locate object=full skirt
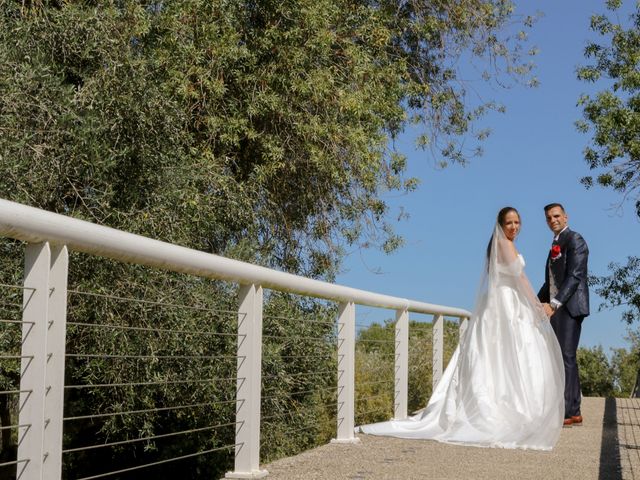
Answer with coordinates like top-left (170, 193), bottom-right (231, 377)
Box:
top-left (358, 284), bottom-right (565, 450)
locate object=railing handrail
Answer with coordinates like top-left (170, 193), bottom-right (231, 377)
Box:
top-left (0, 198), bottom-right (471, 318)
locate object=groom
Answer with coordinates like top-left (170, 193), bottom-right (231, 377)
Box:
top-left (538, 203), bottom-right (590, 427)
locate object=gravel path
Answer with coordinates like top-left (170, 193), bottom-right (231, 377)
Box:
top-left (262, 397), bottom-right (632, 479)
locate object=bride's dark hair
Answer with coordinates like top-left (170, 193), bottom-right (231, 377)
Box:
top-left (497, 206), bottom-right (520, 226)
top-left (486, 207), bottom-right (520, 260)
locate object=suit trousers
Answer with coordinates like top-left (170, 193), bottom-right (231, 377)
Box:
top-left (550, 307), bottom-right (584, 417)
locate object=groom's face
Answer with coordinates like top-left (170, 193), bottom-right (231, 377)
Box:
top-left (545, 206), bottom-right (568, 234)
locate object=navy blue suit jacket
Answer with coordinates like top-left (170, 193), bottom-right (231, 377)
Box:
top-left (537, 228), bottom-right (590, 318)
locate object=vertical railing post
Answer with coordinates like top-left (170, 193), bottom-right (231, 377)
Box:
top-left (43, 245), bottom-right (68, 479)
top-left (394, 308), bottom-right (408, 420)
top-left (432, 314), bottom-right (444, 390)
top-left (18, 242), bottom-right (51, 480)
top-left (332, 301), bottom-right (359, 443)
top-left (226, 284), bottom-right (268, 479)
top-left (459, 316), bottom-right (469, 344)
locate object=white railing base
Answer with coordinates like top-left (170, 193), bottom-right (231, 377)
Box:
top-left (330, 437), bottom-right (361, 445)
top-left (224, 469), bottom-right (269, 479)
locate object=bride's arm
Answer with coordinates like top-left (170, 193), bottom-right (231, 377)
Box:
top-left (496, 238), bottom-right (521, 276)
top-left (502, 239), bottom-right (547, 318)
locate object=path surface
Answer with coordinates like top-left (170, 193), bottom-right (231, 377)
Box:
top-left (262, 397), bottom-right (636, 479)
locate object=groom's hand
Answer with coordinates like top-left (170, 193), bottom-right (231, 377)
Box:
top-left (542, 303), bottom-right (554, 318)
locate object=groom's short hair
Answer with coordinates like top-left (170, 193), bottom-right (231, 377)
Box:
top-left (544, 203), bottom-right (565, 213)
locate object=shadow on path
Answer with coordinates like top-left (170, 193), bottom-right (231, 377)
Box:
top-left (599, 397), bottom-right (622, 480)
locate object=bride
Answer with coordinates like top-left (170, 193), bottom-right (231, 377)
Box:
top-left (358, 207), bottom-right (565, 450)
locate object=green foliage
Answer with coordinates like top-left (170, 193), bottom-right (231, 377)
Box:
top-left (354, 320), bottom-right (396, 423)
top-left (576, 0), bottom-right (640, 219)
top-left (354, 318), bottom-right (460, 424)
top-left (259, 294), bottom-right (338, 462)
top-left (577, 1), bottom-right (640, 328)
top-left (0, 0), bottom-right (535, 274)
top-left (0, 0), bottom-right (536, 476)
top-left (578, 345), bottom-right (615, 397)
top-left (611, 347), bottom-right (638, 396)
top-left (60, 270), bottom-right (240, 479)
top-left (590, 256), bottom-right (640, 324)
top-left (0, 282), bottom-right (22, 464)
top-left (610, 328), bottom-right (640, 396)
top-left (578, 340), bottom-right (640, 397)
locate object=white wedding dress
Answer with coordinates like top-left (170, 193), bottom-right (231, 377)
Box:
top-left (358, 224), bottom-right (565, 450)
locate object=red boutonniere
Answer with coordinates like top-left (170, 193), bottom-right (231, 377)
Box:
top-left (551, 244), bottom-right (561, 260)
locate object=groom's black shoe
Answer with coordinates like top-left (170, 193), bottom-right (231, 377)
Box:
top-left (563, 417), bottom-right (573, 427)
top-left (570, 415), bottom-right (583, 426)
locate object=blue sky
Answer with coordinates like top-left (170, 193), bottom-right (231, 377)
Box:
top-left (337, 0), bottom-right (640, 354)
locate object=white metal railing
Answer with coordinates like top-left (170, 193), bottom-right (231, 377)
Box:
top-left (58, 287), bottom-right (241, 479)
top-left (0, 283), bottom-right (31, 476)
top-left (0, 198), bottom-right (471, 479)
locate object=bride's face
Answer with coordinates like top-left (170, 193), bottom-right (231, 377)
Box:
top-left (501, 211), bottom-right (521, 241)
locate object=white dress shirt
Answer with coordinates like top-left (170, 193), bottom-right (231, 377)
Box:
top-left (550, 226), bottom-right (569, 309)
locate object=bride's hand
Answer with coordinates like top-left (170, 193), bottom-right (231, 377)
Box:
top-left (542, 303), bottom-right (554, 318)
